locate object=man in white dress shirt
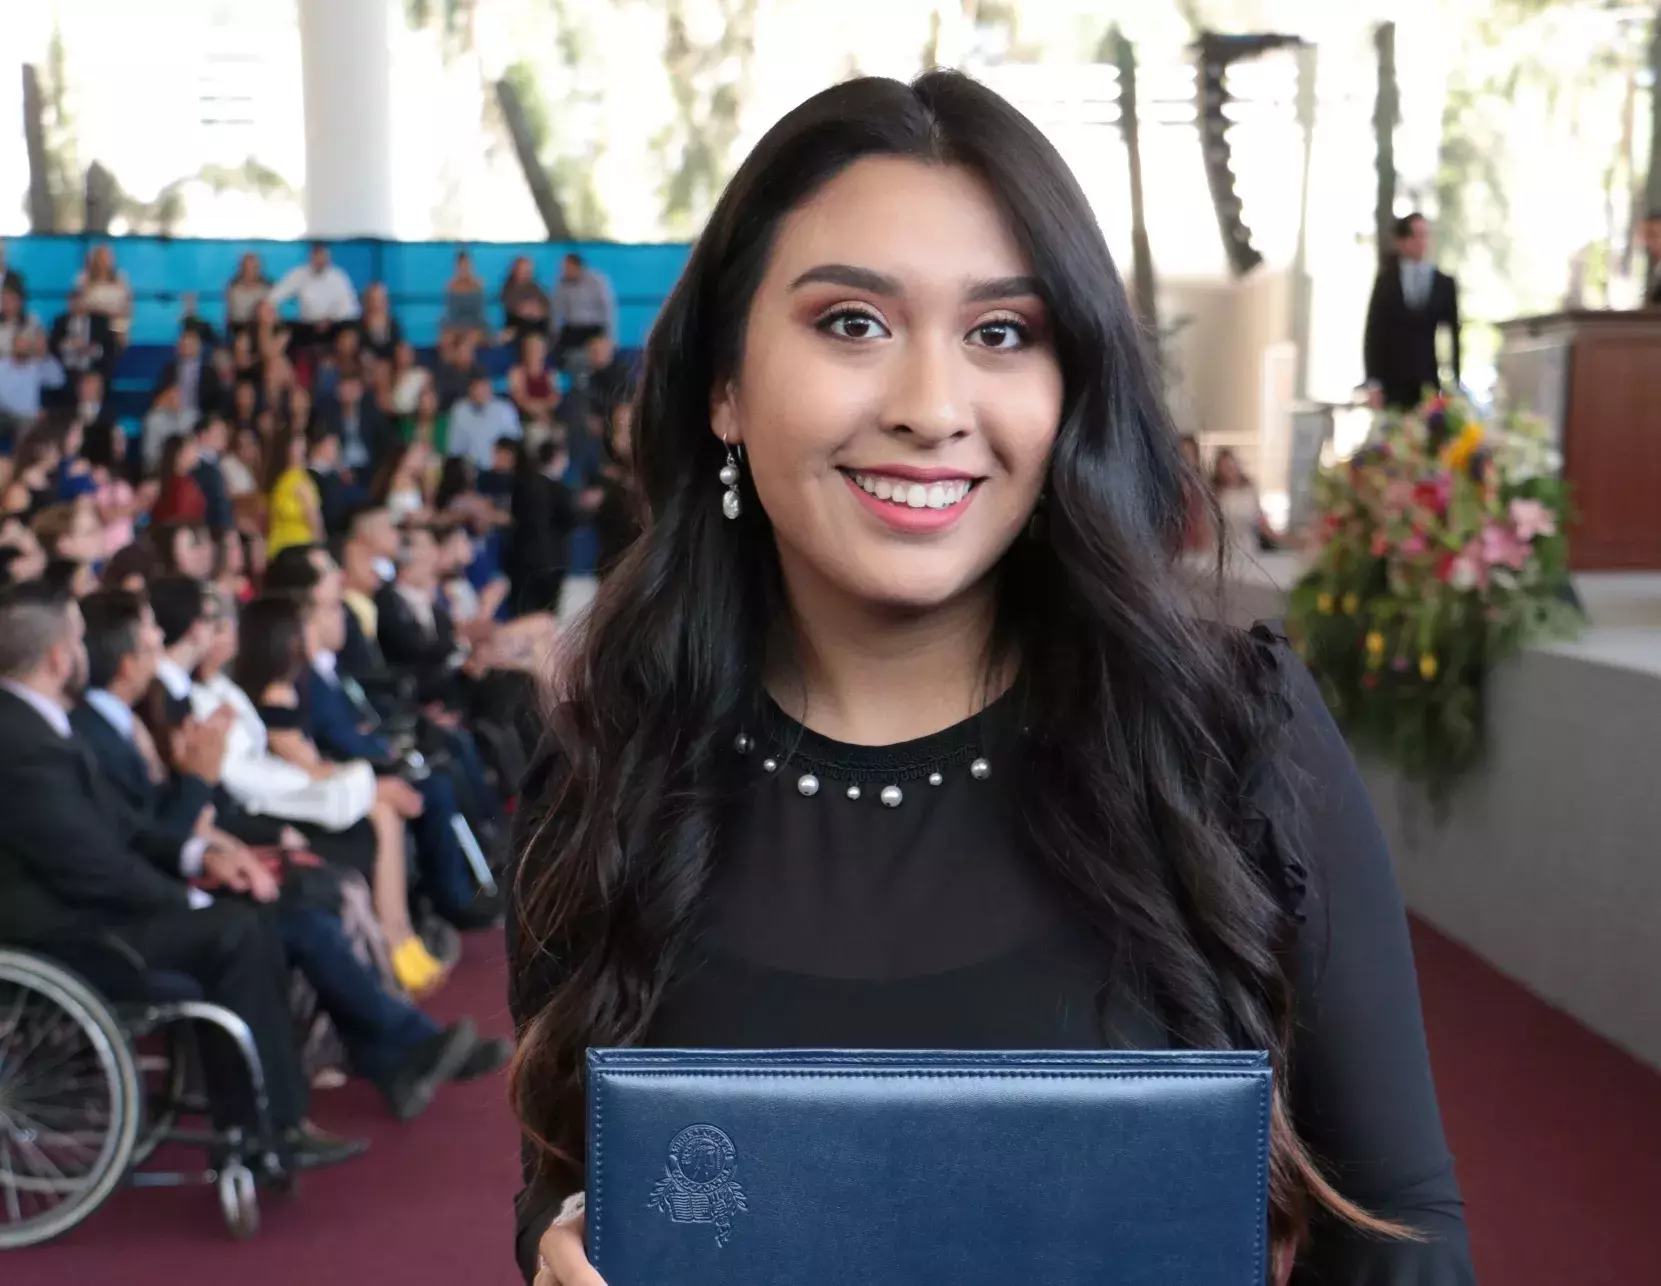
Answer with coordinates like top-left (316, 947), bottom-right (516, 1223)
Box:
top-left (268, 242), bottom-right (361, 360)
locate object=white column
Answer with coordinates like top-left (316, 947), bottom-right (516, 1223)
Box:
top-left (297, 0), bottom-right (396, 238)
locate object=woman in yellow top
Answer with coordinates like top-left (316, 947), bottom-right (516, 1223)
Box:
top-left (265, 423), bottom-right (323, 557)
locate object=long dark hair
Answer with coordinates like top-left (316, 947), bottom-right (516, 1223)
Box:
top-left (368, 443), bottom-right (422, 508)
top-left (510, 70), bottom-right (1402, 1258)
top-left (232, 593), bottom-right (307, 700)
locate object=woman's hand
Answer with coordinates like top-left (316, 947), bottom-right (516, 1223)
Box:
top-left (535, 1212), bottom-right (605, 1285)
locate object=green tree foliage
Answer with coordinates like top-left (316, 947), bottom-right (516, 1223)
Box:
top-left (1435, 0), bottom-right (1647, 325)
top-left (652, 0), bottom-right (760, 236)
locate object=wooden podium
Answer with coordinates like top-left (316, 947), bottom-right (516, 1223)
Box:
top-left (1497, 311), bottom-right (1661, 570)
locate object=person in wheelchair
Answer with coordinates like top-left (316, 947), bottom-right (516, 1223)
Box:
top-left (297, 557), bottom-right (503, 932)
top-left (72, 588), bottom-right (506, 1119)
top-left (0, 582), bottom-right (360, 1178)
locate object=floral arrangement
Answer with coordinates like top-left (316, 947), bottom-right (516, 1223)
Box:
top-left (1287, 395), bottom-right (1579, 800)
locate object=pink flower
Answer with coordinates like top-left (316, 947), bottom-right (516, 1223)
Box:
top-left (1479, 521), bottom-right (1530, 571)
top-left (1508, 498), bottom-right (1557, 542)
top-left (1400, 531), bottom-right (1428, 557)
top-left (1371, 531), bottom-right (1390, 557)
top-left (1447, 541), bottom-right (1487, 591)
top-left (1384, 480), bottom-right (1415, 513)
top-left (1412, 478), bottom-right (1452, 514)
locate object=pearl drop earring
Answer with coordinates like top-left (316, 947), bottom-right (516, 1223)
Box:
top-left (720, 441), bottom-right (741, 520)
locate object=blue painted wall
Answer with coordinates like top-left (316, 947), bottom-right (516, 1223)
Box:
top-left (4, 236), bottom-right (691, 349)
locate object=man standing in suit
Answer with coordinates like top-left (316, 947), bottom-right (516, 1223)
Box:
top-left (0, 582), bottom-right (360, 1170)
top-left (1363, 213), bottom-right (1461, 412)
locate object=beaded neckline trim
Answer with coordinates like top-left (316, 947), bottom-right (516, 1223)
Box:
top-left (733, 692), bottom-right (1008, 807)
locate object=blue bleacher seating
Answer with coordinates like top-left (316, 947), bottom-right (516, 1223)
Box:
top-left (5, 234), bottom-right (687, 410)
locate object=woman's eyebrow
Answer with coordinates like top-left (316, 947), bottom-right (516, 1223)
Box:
top-left (788, 263), bottom-right (902, 295)
top-left (963, 274), bottom-right (1042, 303)
top-left (788, 263), bottom-right (1042, 305)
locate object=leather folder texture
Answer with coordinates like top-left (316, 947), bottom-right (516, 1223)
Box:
top-left (586, 1047), bottom-right (1271, 1285)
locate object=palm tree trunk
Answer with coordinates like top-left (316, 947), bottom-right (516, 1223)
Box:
top-left (1374, 21), bottom-right (1399, 262)
top-left (1108, 28), bottom-right (1158, 335)
top-left (1647, 7), bottom-right (1661, 218)
top-left (496, 77), bottom-right (572, 241)
top-left (22, 65), bottom-right (54, 232)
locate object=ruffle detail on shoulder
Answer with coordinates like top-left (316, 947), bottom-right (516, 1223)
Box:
top-left (1238, 620), bottom-right (1311, 925)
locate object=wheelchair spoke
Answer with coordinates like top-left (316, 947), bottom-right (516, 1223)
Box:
top-left (0, 1133), bottom-right (26, 1224)
top-left (0, 955), bottom-right (143, 1248)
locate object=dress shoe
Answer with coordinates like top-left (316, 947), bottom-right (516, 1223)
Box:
top-left (441, 889), bottom-right (505, 932)
top-left (383, 1020), bottom-right (479, 1122)
top-left (284, 1122), bottom-right (371, 1170)
top-left (451, 1035), bottom-right (512, 1082)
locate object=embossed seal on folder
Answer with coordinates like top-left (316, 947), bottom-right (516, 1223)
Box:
top-left (647, 1124), bottom-right (748, 1246)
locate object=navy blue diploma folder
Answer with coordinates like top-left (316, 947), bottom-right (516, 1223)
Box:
top-left (585, 1048), bottom-right (1271, 1285)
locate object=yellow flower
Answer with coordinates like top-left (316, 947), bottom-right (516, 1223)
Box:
top-left (1341, 592), bottom-right (1359, 615)
top-left (1317, 592), bottom-right (1335, 615)
top-left (1365, 631), bottom-right (1386, 668)
top-left (1441, 423), bottom-right (1484, 473)
top-left (1419, 653), bottom-right (1438, 681)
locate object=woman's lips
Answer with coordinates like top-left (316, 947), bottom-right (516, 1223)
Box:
top-left (840, 469), bottom-right (981, 533)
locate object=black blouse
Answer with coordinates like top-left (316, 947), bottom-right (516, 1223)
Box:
top-left (509, 633), bottom-right (1475, 1283)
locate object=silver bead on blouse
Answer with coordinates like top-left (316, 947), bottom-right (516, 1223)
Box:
top-left (928, 771), bottom-right (944, 787)
top-left (796, 773), bottom-right (820, 797)
top-left (879, 785), bottom-right (903, 808)
top-left (845, 784), bottom-right (861, 800)
top-left (734, 733), bottom-right (753, 753)
top-left (762, 758), bottom-right (778, 773)
top-left (969, 758), bottom-right (991, 780)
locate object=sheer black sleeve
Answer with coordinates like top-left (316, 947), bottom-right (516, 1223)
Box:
top-left (1261, 644), bottom-right (1477, 1283)
top-left (507, 750), bottom-right (581, 1283)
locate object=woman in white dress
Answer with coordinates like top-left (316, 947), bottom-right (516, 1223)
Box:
top-left (1211, 448), bottom-right (1276, 561)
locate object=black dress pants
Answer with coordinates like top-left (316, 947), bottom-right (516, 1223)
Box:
top-left (112, 902), bottom-right (308, 1137)
top-left (294, 816), bottom-right (378, 887)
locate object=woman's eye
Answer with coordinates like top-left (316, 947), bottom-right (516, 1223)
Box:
top-left (818, 309), bottom-right (890, 342)
top-left (969, 319), bottom-right (1030, 351)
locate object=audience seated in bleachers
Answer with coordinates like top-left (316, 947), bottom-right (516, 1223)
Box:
top-left (0, 237), bottom-right (632, 1219)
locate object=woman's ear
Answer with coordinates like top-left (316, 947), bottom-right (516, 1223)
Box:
top-left (709, 382), bottom-right (741, 447)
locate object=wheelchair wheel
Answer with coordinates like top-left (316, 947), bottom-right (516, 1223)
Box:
top-left (216, 1162), bottom-right (259, 1240)
top-left (0, 949), bottom-right (141, 1249)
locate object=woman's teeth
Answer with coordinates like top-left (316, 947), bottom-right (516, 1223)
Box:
top-left (848, 472), bottom-right (974, 510)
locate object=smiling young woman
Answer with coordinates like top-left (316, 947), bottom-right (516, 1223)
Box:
top-left (510, 72), bottom-right (1475, 1286)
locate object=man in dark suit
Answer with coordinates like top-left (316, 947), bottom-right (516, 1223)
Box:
top-left (375, 526), bottom-right (462, 706)
top-left (307, 425), bottom-right (353, 539)
top-left (156, 327), bottom-right (225, 424)
top-left (72, 370), bottom-right (120, 441)
top-left (191, 414), bottom-right (235, 534)
top-left (1363, 213), bottom-right (1461, 412)
top-left (48, 287), bottom-right (117, 397)
top-left (0, 583), bottom-right (358, 1169)
top-left (299, 563), bottom-right (499, 930)
top-left (74, 589), bottom-right (501, 1120)
top-left (322, 374), bottom-right (389, 482)
top-left (375, 526), bottom-right (509, 839)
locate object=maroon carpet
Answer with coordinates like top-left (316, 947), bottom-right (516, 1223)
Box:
top-left (7, 921), bottom-right (1661, 1283)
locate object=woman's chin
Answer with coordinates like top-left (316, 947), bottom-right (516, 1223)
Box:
top-left (832, 560), bottom-right (995, 617)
